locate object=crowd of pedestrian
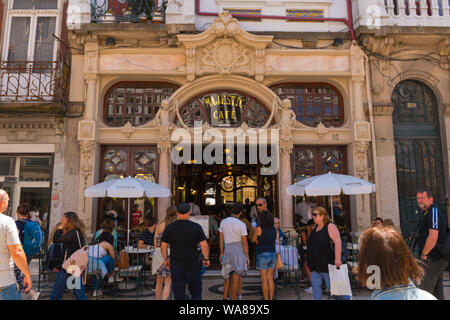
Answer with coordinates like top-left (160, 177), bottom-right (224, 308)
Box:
top-left (0, 186), bottom-right (448, 301)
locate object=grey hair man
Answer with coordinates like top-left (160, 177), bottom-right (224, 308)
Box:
top-left (0, 189), bottom-right (32, 300)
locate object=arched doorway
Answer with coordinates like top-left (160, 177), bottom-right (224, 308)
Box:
top-left (392, 80), bottom-right (447, 234)
top-left (173, 89), bottom-right (277, 215)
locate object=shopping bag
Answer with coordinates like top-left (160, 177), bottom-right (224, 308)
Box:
top-left (328, 264), bottom-right (352, 297)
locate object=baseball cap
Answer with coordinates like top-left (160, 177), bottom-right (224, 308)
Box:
top-left (176, 203), bottom-right (191, 214)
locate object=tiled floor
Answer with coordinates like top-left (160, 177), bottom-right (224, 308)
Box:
top-left (26, 261), bottom-right (450, 300)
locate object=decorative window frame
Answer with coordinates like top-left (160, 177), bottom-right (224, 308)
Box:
top-left (2, 0), bottom-right (62, 62)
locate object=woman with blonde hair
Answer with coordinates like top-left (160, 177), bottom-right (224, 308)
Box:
top-left (354, 227), bottom-right (435, 300)
top-left (153, 205), bottom-right (177, 300)
top-left (306, 206), bottom-right (344, 300)
top-left (50, 211), bottom-right (87, 300)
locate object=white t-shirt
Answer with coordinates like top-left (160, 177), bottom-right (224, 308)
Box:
top-left (218, 217), bottom-right (248, 244)
top-left (0, 213), bottom-right (21, 287)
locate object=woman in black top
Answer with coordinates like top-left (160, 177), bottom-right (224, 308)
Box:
top-left (251, 211), bottom-right (278, 300)
top-left (50, 211), bottom-right (87, 300)
top-left (306, 206), bottom-right (342, 300)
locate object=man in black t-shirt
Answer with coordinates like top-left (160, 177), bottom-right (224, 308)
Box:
top-left (161, 203), bottom-right (210, 300)
top-left (415, 188), bottom-right (449, 300)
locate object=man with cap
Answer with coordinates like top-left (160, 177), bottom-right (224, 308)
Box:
top-left (161, 203), bottom-right (210, 300)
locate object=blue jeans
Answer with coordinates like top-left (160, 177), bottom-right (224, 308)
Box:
top-left (0, 284), bottom-right (21, 300)
top-left (91, 255), bottom-right (114, 290)
top-left (311, 271), bottom-right (330, 300)
top-left (50, 270), bottom-right (87, 300)
top-left (171, 264), bottom-right (202, 300)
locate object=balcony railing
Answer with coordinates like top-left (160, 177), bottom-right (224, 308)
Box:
top-left (0, 60), bottom-right (70, 104)
top-left (90, 0), bottom-right (164, 23)
top-left (357, 0), bottom-right (450, 28)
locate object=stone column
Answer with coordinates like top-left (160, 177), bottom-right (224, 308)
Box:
top-left (349, 45), bottom-right (374, 232)
top-left (157, 141), bottom-right (172, 223)
top-left (444, 104), bottom-right (450, 227)
top-left (279, 141), bottom-right (295, 233)
top-left (76, 41), bottom-right (99, 235)
top-left (373, 104), bottom-right (401, 229)
top-left (348, 141), bottom-right (372, 231)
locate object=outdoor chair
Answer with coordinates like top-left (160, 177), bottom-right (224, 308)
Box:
top-left (274, 231), bottom-right (301, 300)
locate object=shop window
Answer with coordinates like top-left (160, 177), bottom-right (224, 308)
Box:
top-left (271, 83), bottom-right (344, 128)
top-left (103, 82), bottom-right (179, 127)
top-left (0, 157), bottom-right (15, 175)
top-left (19, 157), bottom-right (52, 181)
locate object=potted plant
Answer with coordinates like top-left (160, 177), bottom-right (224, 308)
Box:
top-left (101, 8), bottom-right (116, 23)
top-left (139, 12), bottom-right (148, 24)
top-left (120, 7), bottom-right (133, 23)
top-left (152, 11), bottom-right (163, 23)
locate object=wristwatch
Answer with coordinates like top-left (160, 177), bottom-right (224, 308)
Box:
top-left (203, 258), bottom-right (210, 261)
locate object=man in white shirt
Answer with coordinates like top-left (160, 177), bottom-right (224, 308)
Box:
top-left (219, 202), bottom-right (249, 300)
top-left (0, 189), bottom-right (32, 300)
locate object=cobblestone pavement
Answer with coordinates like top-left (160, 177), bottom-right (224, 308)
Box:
top-left (25, 262), bottom-right (450, 300)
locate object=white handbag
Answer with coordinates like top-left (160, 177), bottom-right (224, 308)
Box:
top-left (328, 264), bottom-right (353, 297)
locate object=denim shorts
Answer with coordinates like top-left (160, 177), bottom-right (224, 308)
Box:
top-left (256, 252), bottom-right (276, 270)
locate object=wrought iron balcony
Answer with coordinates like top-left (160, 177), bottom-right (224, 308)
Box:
top-left (0, 60), bottom-right (70, 106)
top-left (91, 0), bottom-right (165, 23)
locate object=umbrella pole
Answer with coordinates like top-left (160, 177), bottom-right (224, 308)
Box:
top-left (330, 195), bottom-right (334, 222)
top-left (127, 198), bottom-right (130, 247)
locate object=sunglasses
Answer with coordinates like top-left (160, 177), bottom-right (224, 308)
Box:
top-left (312, 213), bottom-right (320, 217)
top-left (257, 204), bottom-right (264, 207)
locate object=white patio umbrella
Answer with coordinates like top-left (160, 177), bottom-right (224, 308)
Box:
top-left (85, 176), bottom-right (171, 246)
top-left (287, 172), bottom-right (376, 222)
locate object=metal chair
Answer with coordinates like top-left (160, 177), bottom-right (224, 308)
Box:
top-left (275, 231), bottom-right (301, 300)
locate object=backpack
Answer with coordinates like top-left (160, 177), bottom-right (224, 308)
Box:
top-left (61, 230), bottom-right (89, 284)
top-left (22, 220), bottom-right (43, 256)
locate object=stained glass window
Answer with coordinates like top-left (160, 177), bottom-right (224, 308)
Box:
top-left (271, 83), bottom-right (344, 127)
top-left (177, 91), bottom-right (271, 128)
top-left (104, 82), bottom-right (179, 127)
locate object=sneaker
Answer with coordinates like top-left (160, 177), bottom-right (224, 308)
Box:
top-left (31, 292), bottom-right (41, 300)
top-left (114, 276), bottom-right (125, 282)
top-left (92, 290), bottom-right (102, 297)
top-left (304, 286), bottom-right (313, 294)
top-left (238, 295), bottom-right (243, 300)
